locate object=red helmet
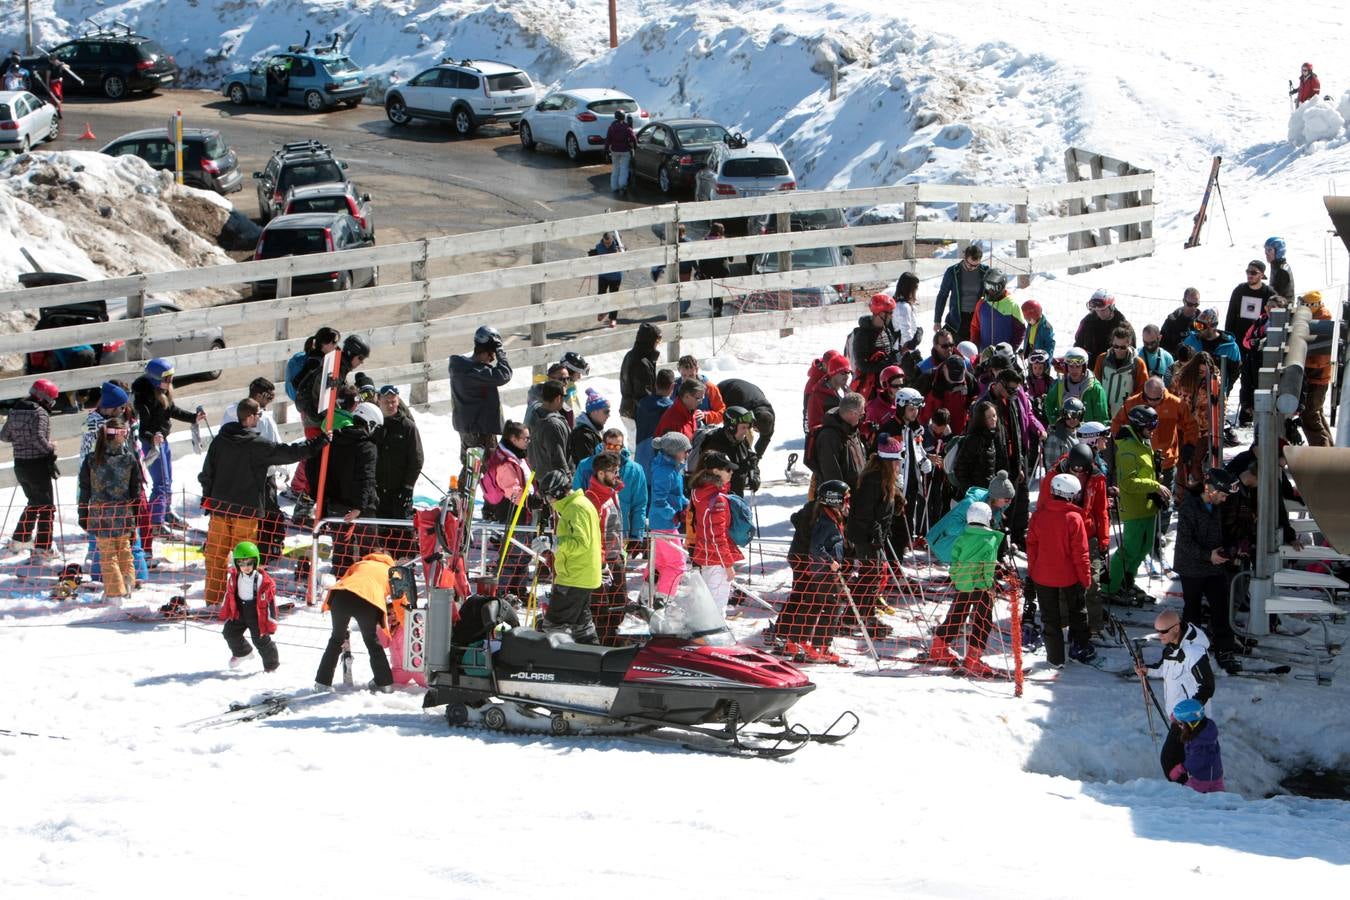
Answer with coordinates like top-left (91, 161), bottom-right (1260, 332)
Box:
top-left (30, 379), bottom-right (59, 401)
top-left (1020, 299), bottom-right (1042, 320)
top-left (869, 292), bottom-right (896, 315)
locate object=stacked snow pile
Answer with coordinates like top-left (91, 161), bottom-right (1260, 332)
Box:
top-left (1287, 96), bottom-right (1345, 147)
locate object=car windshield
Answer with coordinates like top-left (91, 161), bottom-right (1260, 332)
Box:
top-left (201, 133), bottom-right (227, 160)
top-left (290, 196), bottom-right (349, 215)
top-left (323, 57), bottom-right (361, 77)
top-left (279, 161), bottom-right (343, 191)
top-left (640, 572), bottom-right (735, 645)
top-left (675, 125), bottom-right (729, 146)
top-left (759, 246), bottom-right (839, 272)
top-left (587, 98), bottom-right (637, 115)
top-left (486, 71), bottom-right (531, 92)
top-left (722, 157), bottom-right (790, 178)
top-left (258, 228), bottom-right (329, 258)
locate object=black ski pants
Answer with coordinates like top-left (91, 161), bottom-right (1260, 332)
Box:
top-left (223, 602), bottom-right (279, 671)
top-left (1181, 574), bottom-right (1236, 653)
top-left (542, 584), bottom-right (598, 643)
top-left (316, 589), bottom-right (393, 687)
top-left (1038, 583), bottom-right (1089, 666)
top-left (12, 457), bottom-right (55, 550)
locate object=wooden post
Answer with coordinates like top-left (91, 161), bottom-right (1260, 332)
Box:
top-left (409, 244), bottom-right (429, 407)
top-left (273, 275), bottom-right (291, 425)
top-left (776, 211), bottom-right (793, 338)
top-left (1015, 203), bottom-right (1030, 289)
top-left (957, 202), bottom-right (971, 224)
top-left (1139, 186), bottom-right (1154, 242)
top-left (663, 220), bottom-right (681, 362)
top-left (608, 0), bottom-right (618, 48)
top-left (1065, 148), bottom-right (1089, 274)
top-left (125, 287), bottom-right (146, 364)
top-left (830, 64), bottom-right (838, 101)
top-left (1090, 154), bottom-right (1110, 252)
top-left (902, 199), bottom-right (917, 264)
top-left (529, 241), bottom-right (547, 377)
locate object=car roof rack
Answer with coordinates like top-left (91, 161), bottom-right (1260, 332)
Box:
top-left (724, 132), bottom-right (749, 149)
top-left (278, 139), bottom-right (331, 155)
top-left (441, 58), bottom-right (494, 72)
top-left (79, 21), bottom-right (139, 40)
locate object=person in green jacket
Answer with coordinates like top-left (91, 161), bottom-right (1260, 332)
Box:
top-left (1105, 406), bottom-right (1170, 605)
top-left (925, 471), bottom-right (1014, 564)
top-left (1043, 346), bottom-right (1109, 425)
top-left (926, 501), bottom-right (1005, 677)
top-left (534, 470), bottom-right (602, 642)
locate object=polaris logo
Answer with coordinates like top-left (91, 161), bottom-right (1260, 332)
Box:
top-left (509, 672), bottom-right (556, 682)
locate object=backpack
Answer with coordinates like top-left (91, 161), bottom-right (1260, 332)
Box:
top-left (726, 492), bottom-right (755, 547)
top-left (688, 423), bottom-right (719, 472)
top-left (942, 434), bottom-right (965, 491)
top-left (803, 423), bottom-right (825, 473)
top-left (284, 350), bottom-right (309, 402)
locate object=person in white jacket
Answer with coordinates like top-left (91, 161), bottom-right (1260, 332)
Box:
top-left (1135, 609), bottom-right (1217, 780)
top-left (892, 387), bottom-right (935, 554)
top-left (890, 272), bottom-right (921, 347)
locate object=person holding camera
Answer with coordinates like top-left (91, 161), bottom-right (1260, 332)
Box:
top-left (449, 325), bottom-right (513, 483)
top-left (1173, 467), bottom-right (1243, 673)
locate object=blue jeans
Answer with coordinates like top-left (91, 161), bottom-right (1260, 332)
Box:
top-left (142, 438), bottom-right (173, 525)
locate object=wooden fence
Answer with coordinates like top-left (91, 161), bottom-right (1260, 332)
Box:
top-left (0, 158), bottom-right (1154, 485)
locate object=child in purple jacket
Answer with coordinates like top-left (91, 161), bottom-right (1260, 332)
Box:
top-left (1168, 699), bottom-right (1225, 793)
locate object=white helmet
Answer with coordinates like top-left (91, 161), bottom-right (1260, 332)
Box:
top-left (1050, 473), bottom-right (1081, 501)
top-left (353, 401), bottom-right (384, 431)
top-left (1063, 346), bottom-right (1091, 366)
top-left (1077, 420), bottom-right (1109, 439)
top-left (966, 501), bottom-right (993, 526)
top-left (956, 341), bottom-right (979, 364)
top-left (896, 387), bottom-right (924, 407)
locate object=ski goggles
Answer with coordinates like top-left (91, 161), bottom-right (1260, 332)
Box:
top-left (235, 558), bottom-right (257, 570)
top-left (725, 409), bottom-right (756, 426)
top-left (103, 426), bottom-right (128, 436)
top-left (378, 385), bottom-right (399, 396)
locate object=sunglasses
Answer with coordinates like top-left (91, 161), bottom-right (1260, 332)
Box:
top-left (104, 427), bottom-right (128, 436)
top-left (1144, 394), bottom-right (1164, 404)
top-left (1112, 344), bottom-right (1131, 350)
top-left (936, 342), bottom-right (954, 349)
top-left (1184, 301), bottom-right (1200, 308)
top-left (887, 380), bottom-right (904, 389)
top-left (603, 441), bottom-right (623, 450)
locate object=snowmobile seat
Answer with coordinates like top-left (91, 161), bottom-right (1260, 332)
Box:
top-left (496, 628), bottom-right (638, 674)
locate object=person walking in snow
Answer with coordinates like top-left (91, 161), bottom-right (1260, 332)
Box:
top-left (131, 358), bottom-right (207, 532)
top-left (315, 551), bottom-right (399, 692)
top-left (1173, 467), bottom-right (1242, 674)
top-left (604, 109), bottom-right (637, 194)
top-left (1134, 609), bottom-right (1216, 782)
top-left (449, 325), bottom-right (512, 482)
top-left (219, 540), bottom-right (281, 672)
top-left (2, 379), bottom-right (60, 564)
top-left (1291, 62), bottom-right (1320, 106)
top-left (925, 501), bottom-right (1005, 677)
top-left (1166, 699), bottom-right (1226, 794)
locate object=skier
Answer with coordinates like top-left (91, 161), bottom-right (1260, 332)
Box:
top-left (525, 380), bottom-right (572, 484)
top-left (1159, 289), bottom-right (1202, 356)
top-left (284, 326), bottom-right (340, 500)
top-left (1166, 699), bottom-right (1226, 794)
top-left (933, 244), bottom-right (989, 342)
top-left (1225, 261), bottom-right (1275, 425)
top-left (1181, 310), bottom-right (1242, 416)
top-left (1021, 299), bottom-right (1055, 357)
top-left (1134, 609), bottom-right (1215, 782)
top-left (132, 358), bottom-right (207, 532)
top-left (795, 478), bottom-right (851, 664)
top-left (1264, 236), bottom-right (1296, 303)
top-left (1073, 290), bottom-right (1133, 363)
top-left (690, 451), bottom-right (742, 613)
top-left (699, 406), bottom-right (760, 496)
top-left (584, 452), bottom-right (627, 644)
top-left (847, 438), bottom-right (900, 628)
top-left (919, 355), bottom-right (976, 434)
top-left (76, 418), bottom-right (143, 606)
top-left (1173, 467), bottom-right (1242, 673)
top-left (220, 541), bottom-right (280, 672)
top-left (1024, 349), bottom-right (1056, 425)
top-left (717, 377), bottom-right (776, 459)
top-left (968, 269), bottom-right (1026, 351)
top-left (481, 420), bottom-right (533, 600)
top-left (373, 385), bottom-right (423, 521)
top-left (567, 389), bottom-right (612, 468)
top-left (619, 322), bottom-right (662, 446)
top-left (1, 379), bottom-right (60, 564)
top-left (863, 365), bottom-right (905, 444)
top-left (1291, 62), bottom-right (1320, 106)
top-left (926, 501), bottom-right (1004, 677)
top-left (1111, 376), bottom-right (1199, 545)
top-left (296, 334), bottom-right (370, 501)
top-left (926, 471), bottom-right (1013, 565)
top-left (560, 351), bottom-right (591, 421)
top-left (1300, 291), bottom-right (1334, 446)
top-left (1028, 473), bottom-right (1094, 667)
top-left (878, 388), bottom-right (933, 556)
top-left (1041, 397), bottom-right (1085, 471)
top-left (848, 293), bottom-right (900, 399)
top-left (534, 470), bottom-right (601, 643)
top-left (1042, 442), bottom-right (1111, 636)
top-left (809, 393), bottom-right (867, 490)
top-left (646, 432), bottom-right (691, 599)
top-left (449, 325), bottom-right (512, 482)
top-left (315, 551), bottom-right (399, 692)
top-left (953, 401), bottom-right (1009, 500)
top-left (1138, 325), bottom-right (1175, 387)
top-left (1043, 346), bottom-right (1109, 425)
top-left (322, 402), bottom-right (382, 573)
top-left (572, 429), bottom-right (647, 552)
top-left (1094, 327), bottom-right (1148, 418)
top-left (1104, 406), bottom-right (1170, 606)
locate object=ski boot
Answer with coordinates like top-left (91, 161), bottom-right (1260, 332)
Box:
top-left (923, 636), bottom-right (960, 666)
top-left (1020, 620), bottom-right (1044, 652)
top-left (229, 652), bottom-right (251, 670)
top-left (160, 596), bottom-right (190, 618)
top-left (962, 650), bottom-right (998, 679)
top-left (1068, 641), bottom-right (1099, 666)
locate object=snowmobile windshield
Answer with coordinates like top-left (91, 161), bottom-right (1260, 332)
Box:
top-left (646, 572), bottom-right (735, 645)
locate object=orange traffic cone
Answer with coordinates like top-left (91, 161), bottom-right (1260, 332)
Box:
top-left (78, 122), bottom-right (96, 141)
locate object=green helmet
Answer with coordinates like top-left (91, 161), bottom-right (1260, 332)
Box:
top-left (232, 541), bottom-right (261, 563)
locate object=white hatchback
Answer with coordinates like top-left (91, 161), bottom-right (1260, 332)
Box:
top-left (0, 90), bottom-right (60, 152)
top-left (519, 88), bottom-right (648, 161)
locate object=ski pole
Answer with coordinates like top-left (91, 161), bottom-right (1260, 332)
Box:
top-left (836, 570), bottom-right (882, 671)
top-left (419, 470), bottom-right (448, 499)
top-left (749, 490), bottom-right (765, 577)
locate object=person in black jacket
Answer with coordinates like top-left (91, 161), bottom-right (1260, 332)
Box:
top-left (527, 380), bottom-right (572, 483)
top-left (449, 325), bottom-right (512, 482)
top-left (810, 393), bottom-right (866, 489)
top-left (1073, 291), bottom-right (1133, 363)
top-left (1160, 288), bottom-right (1202, 356)
top-left (296, 334), bottom-right (370, 497)
top-left (699, 406), bottom-right (760, 496)
top-left (846, 444), bottom-right (900, 638)
top-left (619, 323), bottom-right (662, 445)
top-left (717, 378), bottom-right (775, 459)
top-left (1173, 468), bottom-right (1241, 672)
top-left (954, 401), bottom-right (1009, 495)
top-left (374, 385), bottom-right (424, 522)
top-left (325, 402), bottom-right (382, 573)
top-left (1264, 237), bottom-right (1295, 303)
top-left (568, 390), bottom-right (611, 468)
top-left (199, 398), bottom-right (325, 606)
top-left (132, 357), bottom-right (206, 531)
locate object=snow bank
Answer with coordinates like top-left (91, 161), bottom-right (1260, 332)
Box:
top-left (1287, 97), bottom-right (1345, 147)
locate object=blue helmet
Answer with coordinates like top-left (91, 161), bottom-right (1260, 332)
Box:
top-left (1264, 236), bottom-right (1286, 258)
top-left (1173, 698), bottom-right (1205, 724)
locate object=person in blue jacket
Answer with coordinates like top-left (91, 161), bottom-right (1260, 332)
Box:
top-left (1181, 309), bottom-right (1241, 400)
top-left (635, 367), bottom-right (676, 475)
top-left (1020, 299), bottom-right (1055, 357)
top-left (1139, 324), bottom-right (1175, 387)
top-left (646, 432), bottom-right (690, 597)
top-left (573, 428), bottom-right (648, 551)
top-left (926, 471), bottom-right (1014, 564)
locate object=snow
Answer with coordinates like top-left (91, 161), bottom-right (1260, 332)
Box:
top-left (3, 0), bottom-right (1350, 896)
top-left (1289, 98), bottom-right (1346, 147)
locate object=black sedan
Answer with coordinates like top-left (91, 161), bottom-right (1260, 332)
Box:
top-left (630, 118), bottom-right (731, 195)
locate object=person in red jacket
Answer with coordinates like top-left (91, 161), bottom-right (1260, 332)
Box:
top-left (803, 349), bottom-right (845, 431)
top-left (1027, 474), bottom-right (1093, 668)
top-left (919, 355), bottom-right (976, 434)
top-left (219, 540), bottom-right (280, 671)
top-left (690, 451), bottom-right (742, 612)
top-left (1293, 62), bottom-right (1321, 106)
top-left (1041, 442), bottom-right (1110, 635)
top-left (805, 354), bottom-right (852, 433)
top-left (863, 364), bottom-right (904, 446)
top-left (655, 378), bottom-right (706, 440)
top-left (584, 452), bottom-right (627, 644)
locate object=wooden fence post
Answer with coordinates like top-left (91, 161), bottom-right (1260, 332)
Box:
top-left (776, 211), bottom-right (793, 337)
top-left (1015, 202), bottom-right (1030, 289)
top-left (1090, 154), bottom-right (1111, 251)
top-left (530, 241), bottom-right (547, 377)
top-left (902, 199), bottom-right (917, 265)
top-left (409, 240), bottom-right (430, 406)
top-left (664, 217), bottom-right (681, 362)
top-left (125, 286), bottom-right (146, 364)
top-left (273, 275), bottom-right (291, 425)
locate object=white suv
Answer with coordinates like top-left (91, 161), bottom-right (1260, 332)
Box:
top-left (693, 137), bottom-right (796, 200)
top-left (384, 59), bottom-right (536, 136)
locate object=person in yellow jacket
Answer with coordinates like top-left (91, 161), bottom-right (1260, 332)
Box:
top-left (315, 551), bottom-right (397, 692)
top-left (533, 470), bottom-right (602, 643)
top-left (1300, 292), bottom-right (1334, 446)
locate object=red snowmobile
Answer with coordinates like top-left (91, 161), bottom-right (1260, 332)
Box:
top-left (403, 572), bottom-right (857, 758)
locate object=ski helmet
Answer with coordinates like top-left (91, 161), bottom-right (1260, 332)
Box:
top-left (1087, 288), bottom-right (1115, 309)
top-left (1067, 442), bottom-right (1096, 473)
top-left (956, 341), bottom-right (979, 364)
top-left (1196, 308), bottom-right (1219, 328)
top-left (353, 401), bottom-right (385, 431)
top-left (1061, 397), bottom-right (1086, 419)
top-left (869, 292), bottom-right (896, 316)
top-left (560, 351), bottom-right (590, 375)
top-left (343, 334), bottom-right (371, 358)
top-left (30, 378), bottom-right (59, 402)
top-left (1021, 299), bottom-right (1043, 320)
top-left (1127, 405), bottom-right (1159, 431)
top-left (724, 405), bottom-right (754, 426)
top-left (1204, 467), bottom-right (1240, 494)
top-left (1028, 349), bottom-right (1050, 367)
top-left (1077, 420), bottom-right (1109, 440)
top-left (1172, 698), bottom-right (1205, 724)
top-left (232, 541), bottom-right (260, 564)
top-left (1050, 473), bottom-right (1082, 501)
top-left (966, 501), bottom-right (993, 526)
top-left (983, 269), bottom-right (1009, 297)
top-left (1264, 236), bottom-right (1286, 258)
top-left (1063, 346), bottom-right (1090, 366)
top-left (816, 480), bottom-right (851, 510)
top-left (473, 325), bottom-right (503, 350)
top-left (537, 469), bottom-right (573, 501)
top-left (896, 387), bottom-right (924, 408)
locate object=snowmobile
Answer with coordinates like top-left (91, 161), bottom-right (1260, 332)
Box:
top-left (402, 571), bottom-right (857, 758)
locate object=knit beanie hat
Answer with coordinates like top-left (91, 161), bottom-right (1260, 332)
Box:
top-left (99, 381), bottom-right (129, 410)
top-left (876, 433), bottom-right (903, 460)
top-left (584, 388), bottom-right (610, 414)
top-left (653, 432), bottom-right (691, 455)
top-left (987, 469), bottom-right (1015, 501)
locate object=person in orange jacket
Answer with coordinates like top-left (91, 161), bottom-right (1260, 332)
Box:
top-left (1300, 291), bottom-right (1334, 446)
top-left (676, 355), bottom-right (725, 425)
top-left (1111, 376), bottom-right (1200, 544)
top-left (315, 551), bottom-right (398, 692)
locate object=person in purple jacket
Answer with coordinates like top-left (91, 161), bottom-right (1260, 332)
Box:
top-left (1167, 699), bottom-right (1225, 794)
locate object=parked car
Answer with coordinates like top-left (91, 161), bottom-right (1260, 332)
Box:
top-left (518, 89), bottom-right (647, 161)
top-left (283, 182), bottom-right (374, 238)
top-left (694, 137), bottom-right (796, 234)
top-left (384, 59), bottom-right (536, 136)
top-left (630, 118), bottom-right (731, 195)
top-left (253, 140), bottom-right (351, 222)
top-left (0, 90), bottom-right (60, 152)
top-left (750, 208), bottom-right (851, 263)
top-left (251, 212), bottom-right (377, 299)
top-left (749, 244), bottom-right (853, 308)
top-left (221, 38), bottom-right (368, 112)
top-left (44, 24), bottom-right (177, 99)
top-left (99, 127), bottom-right (242, 194)
top-left (105, 298), bottom-right (227, 383)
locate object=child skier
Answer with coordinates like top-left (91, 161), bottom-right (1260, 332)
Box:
top-left (1021, 300), bottom-right (1055, 357)
top-left (926, 501), bottom-right (1005, 677)
top-left (219, 540), bottom-right (280, 672)
top-left (1167, 698), bottom-right (1226, 793)
top-left (785, 479), bottom-right (850, 665)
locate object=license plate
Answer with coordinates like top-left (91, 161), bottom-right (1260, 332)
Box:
top-left (160, 73), bottom-right (174, 82)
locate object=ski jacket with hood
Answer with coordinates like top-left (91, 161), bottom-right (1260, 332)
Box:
top-left (482, 442), bottom-right (531, 522)
top-left (573, 446), bottom-right (648, 540)
top-left (1094, 350), bottom-right (1148, 417)
top-left (1110, 389), bottom-right (1198, 472)
top-left (567, 413), bottom-right (606, 468)
top-left (1175, 718), bottom-right (1225, 794)
top-left (584, 476), bottom-right (625, 564)
top-left (219, 567), bottom-right (279, 637)
top-left (449, 349), bottom-right (513, 435)
top-left (1041, 458), bottom-right (1110, 549)
top-left (926, 487), bottom-right (1005, 564)
top-left (374, 402), bottom-right (424, 514)
top-left (619, 323), bottom-right (662, 418)
top-left (1173, 487), bottom-right (1227, 579)
top-left (131, 376), bottom-right (197, 439)
top-left (647, 450), bottom-right (688, 533)
top-left (323, 426), bottom-right (379, 518)
top-left (1023, 316), bottom-right (1055, 357)
top-left (553, 490), bottom-right (602, 590)
top-left (1146, 622), bottom-right (1214, 718)
top-left (0, 397), bottom-right (55, 459)
top-left (526, 403), bottom-right (573, 481)
top-left (950, 524), bottom-right (1003, 592)
top-left (1073, 307), bottom-right (1132, 363)
top-left (1160, 307), bottom-right (1197, 356)
top-left (969, 295), bottom-right (1027, 351)
top-left (1026, 494), bottom-right (1090, 589)
top-left (326, 553), bottom-right (396, 619)
top-left (1043, 373), bottom-right (1109, 425)
top-left (1113, 424), bottom-right (1162, 522)
top-left (691, 480), bottom-right (742, 569)
top-left (200, 421), bottom-right (320, 516)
